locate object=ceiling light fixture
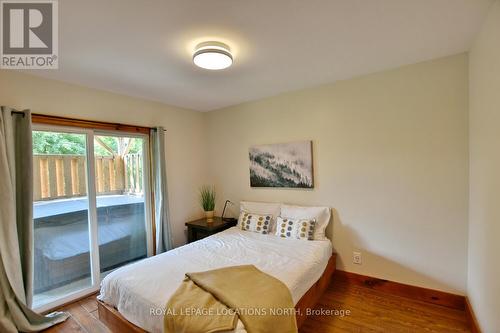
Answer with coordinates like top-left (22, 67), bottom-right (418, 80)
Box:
top-left (193, 41), bottom-right (233, 70)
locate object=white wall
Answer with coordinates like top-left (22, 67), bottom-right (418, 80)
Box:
top-left (468, 1), bottom-right (500, 331)
top-left (0, 51), bottom-right (473, 297)
top-left (205, 54), bottom-right (469, 294)
top-left (0, 70), bottom-right (207, 247)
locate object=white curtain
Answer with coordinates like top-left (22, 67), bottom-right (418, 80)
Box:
top-left (151, 127), bottom-right (173, 253)
top-left (0, 107), bottom-right (68, 332)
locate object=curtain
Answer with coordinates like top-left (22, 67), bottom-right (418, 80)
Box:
top-left (0, 107), bottom-right (68, 332)
top-left (151, 127), bottom-right (173, 254)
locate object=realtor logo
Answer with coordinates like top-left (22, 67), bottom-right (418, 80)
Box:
top-left (1, 0), bottom-right (58, 69)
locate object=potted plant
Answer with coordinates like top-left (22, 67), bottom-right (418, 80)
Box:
top-left (199, 185), bottom-right (216, 222)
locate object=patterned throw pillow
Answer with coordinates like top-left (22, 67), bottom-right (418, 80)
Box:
top-left (275, 216), bottom-right (316, 240)
top-left (239, 211), bottom-right (272, 234)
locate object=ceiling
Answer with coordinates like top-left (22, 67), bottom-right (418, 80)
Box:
top-left (31, 0), bottom-right (493, 111)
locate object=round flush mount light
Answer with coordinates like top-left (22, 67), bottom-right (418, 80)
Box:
top-left (193, 41), bottom-right (233, 70)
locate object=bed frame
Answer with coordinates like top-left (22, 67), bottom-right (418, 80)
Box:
top-left (97, 254), bottom-right (337, 332)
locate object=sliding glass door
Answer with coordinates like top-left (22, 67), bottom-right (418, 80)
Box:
top-left (32, 126), bottom-right (151, 311)
top-left (32, 129), bottom-right (93, 308)
top-left (93, 134), bottom-right (149, 277)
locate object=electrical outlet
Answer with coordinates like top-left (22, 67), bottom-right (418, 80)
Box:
top-left (353, 251), bottom-right (362, 265)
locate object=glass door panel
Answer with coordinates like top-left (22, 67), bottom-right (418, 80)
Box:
top-left (94, 134), bottom-right (148, 276)
top-left (32, 130), bottom-right (92, 308)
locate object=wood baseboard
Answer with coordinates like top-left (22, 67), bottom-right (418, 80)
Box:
top-left (334, 270), bottom-right (465, 310)
top-left (465, 297), bottom-right (481, 333)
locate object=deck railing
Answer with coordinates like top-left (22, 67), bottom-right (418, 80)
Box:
top-left (33, 154), bottom-right (143, 201)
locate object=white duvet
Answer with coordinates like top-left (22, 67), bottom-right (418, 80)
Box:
top-left (98, 227), bottom-right (332, 333)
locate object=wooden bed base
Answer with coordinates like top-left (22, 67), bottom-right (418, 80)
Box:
top-left (97, 254), bottom-right (337, 332)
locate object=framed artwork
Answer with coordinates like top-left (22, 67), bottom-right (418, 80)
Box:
top-left (249, 141), bottom-right (313, 188)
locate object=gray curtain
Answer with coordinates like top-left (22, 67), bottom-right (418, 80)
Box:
top-left (151, 127), bottom-right (173, 254)
top-left (0, 107), bottom-right (68, 332)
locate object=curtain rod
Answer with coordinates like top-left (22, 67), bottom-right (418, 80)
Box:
top-left (12, 111), bottom-right (166, 131)
top-left (32, 113), bottom-right (152, 134)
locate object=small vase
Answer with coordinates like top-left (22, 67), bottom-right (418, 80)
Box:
top-left (205, 210), bottom-right (214, 222)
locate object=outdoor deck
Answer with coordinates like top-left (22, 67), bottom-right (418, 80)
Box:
top-left (34, 194), bottom-right (145, 219)
top-left (33, 194), bottom-right (147, 299)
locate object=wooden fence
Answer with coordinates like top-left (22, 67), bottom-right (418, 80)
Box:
top-left (33, 154), bottom-right (143, 201)
top-left (124, 153), bottom-right (143, 195)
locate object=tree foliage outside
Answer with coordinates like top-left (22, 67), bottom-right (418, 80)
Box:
top-left (33, 131), bottom-right (86, 155)
top-left (94, 135), bottom-right (143, 156)
top-left (32, 131), bottom-right (143, 156)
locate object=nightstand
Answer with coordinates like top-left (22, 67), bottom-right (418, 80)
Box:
top-left (185, 217), bottom-right (237, 243)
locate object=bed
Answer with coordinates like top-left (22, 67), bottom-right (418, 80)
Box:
top-left (98, 226), bottom-right (335, 332)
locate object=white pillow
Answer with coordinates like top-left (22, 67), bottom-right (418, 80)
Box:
top-left (239, 201), bottom-right (281, 231)
top-left (239, 211), bottom-right (273, 235)
top-left (280, 204), bottom-right (331, 240)
top-left (275, 216), bottom-right (316, 240)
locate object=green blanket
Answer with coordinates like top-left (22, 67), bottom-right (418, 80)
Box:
top-left (164, 265), bottom-right (298, 333)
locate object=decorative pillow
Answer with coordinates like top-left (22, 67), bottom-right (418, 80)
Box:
top-left (280, 204), bottom-right (330, 240)
top-left (275, 217), bottom-right (316, 240)
top-left (239, 201), bottom-right (281, 231)
top-left (239, 211), bottom-right (272, 234)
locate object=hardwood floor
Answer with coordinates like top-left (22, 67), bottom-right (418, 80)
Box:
top-left (43, 294), bottom-right (110, 333)
top-left (300, 277), bottom-right (470, 333)
top-left (44, 277), bottom-right (471, 333)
